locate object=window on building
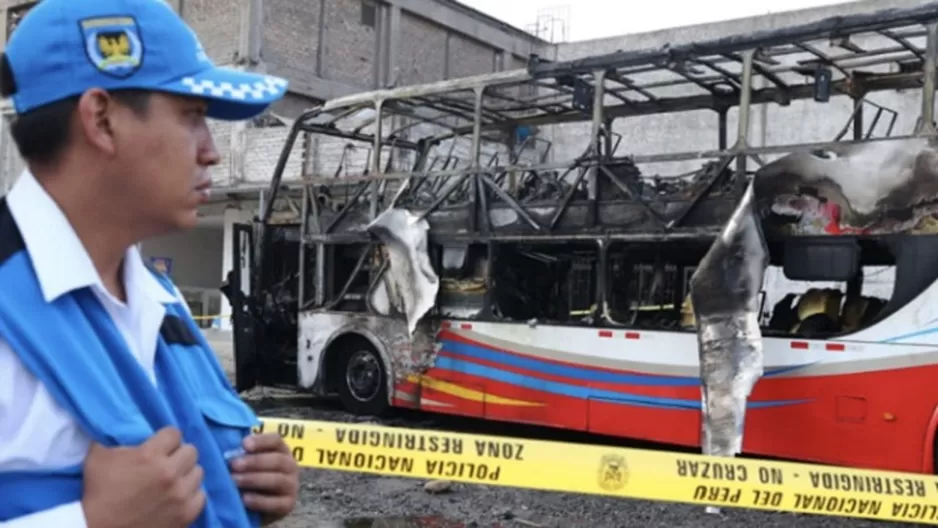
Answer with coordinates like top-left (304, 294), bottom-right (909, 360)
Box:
top-left (360, 0), bottom-right (376, 28)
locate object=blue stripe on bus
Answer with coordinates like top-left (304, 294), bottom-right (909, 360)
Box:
top-left (439, 339), bottom-right (811, 388)
top-left (433, 355), bottom-right (812, 411)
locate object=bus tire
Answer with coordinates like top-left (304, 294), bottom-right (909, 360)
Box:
top-left (335, 338), bottom-right (389, 416)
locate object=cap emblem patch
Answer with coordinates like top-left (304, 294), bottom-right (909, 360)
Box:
top-left (79, 16), bottom-right (143, 79)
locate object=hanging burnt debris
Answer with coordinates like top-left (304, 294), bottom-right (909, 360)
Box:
top-left (756, 137), bottom-right (938, 236)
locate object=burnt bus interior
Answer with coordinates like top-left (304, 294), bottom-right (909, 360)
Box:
top-left (230, 3), bottom-right (938, 385)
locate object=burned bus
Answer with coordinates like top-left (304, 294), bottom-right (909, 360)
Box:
top-left (228, 2), bottom-right (938, 475)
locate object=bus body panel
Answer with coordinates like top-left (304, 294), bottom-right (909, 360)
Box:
top-left (389, 319), bottom-right (938, 474)
top-left (299, 266), bottom-right (938, 473)
top-left (299, 302), bottom-right (938, 474)
top-left (296, 310), bottom-right (437, 396)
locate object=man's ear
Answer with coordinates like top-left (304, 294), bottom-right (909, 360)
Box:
top-left (75, 88), bottom-right (118, 157)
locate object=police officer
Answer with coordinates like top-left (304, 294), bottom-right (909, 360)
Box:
top-left (0, 0), bottom-right (298, 526)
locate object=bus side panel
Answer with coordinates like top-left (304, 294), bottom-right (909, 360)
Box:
top-left (408, 319), bottom-right (938, 473)
top-left (745, 339), bottom-right (938, 473)
top-left (415, 322), bottom-right (588, 430)
top-left (411, 376), bottom-right (486, 418)
top-left (297, 311), bottom-right (440, 397)
top-left (296, 311), bottom-right (336, 392)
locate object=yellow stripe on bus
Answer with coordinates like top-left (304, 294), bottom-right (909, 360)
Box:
top-left (405, 374), bottom-right (544, 407)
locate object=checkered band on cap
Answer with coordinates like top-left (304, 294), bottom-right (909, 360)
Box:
top-left (180, 76), bottom-right (289, 101)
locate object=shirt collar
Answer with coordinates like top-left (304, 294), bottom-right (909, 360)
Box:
top-left (7, 170), bottom-right (178, 305)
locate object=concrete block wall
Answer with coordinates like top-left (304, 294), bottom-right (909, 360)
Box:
top-left (262, 0), bottom-right (376, 90)
top-left (0, 0), bottom-right (546, 188)
top-left (0, 1), bottom-right (36, 189)
top-left (263, 0), bottom-right (938, 188)
top-left (261, 0), bottom-right (325, 87)
top-left (448, 31), bottom-right (500, 79)
top-left (207, 121), bottom-right (233, 185)
top-left (258, 0), bottom-right (539, 95)
top-left (244, 124), bottom-right (306, 184)
top-left (398, 13), bottom-right (448, 85)
top-left (547, 0), bottom-right (934, 177)
top-left (0, 113), bottom-right (23, 193)
top-left (251, 0), bottom-right (547, 186)
top-left (181, 0), bottom-right (242, 66)
top-left (321, 0), bottom-right (378, 87)
top-left (177, 0), bottom-right (241, 187)
top-left (16, 0), bottom-right (927, 197)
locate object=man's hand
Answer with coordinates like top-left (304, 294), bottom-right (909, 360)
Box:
top-left (81, 427), bottom-right (206, 528)
top-left (230, 433), bottom-right (299, 525)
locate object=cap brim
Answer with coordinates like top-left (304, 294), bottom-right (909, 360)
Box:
top-left (158, 66), bottom-right (289, 121)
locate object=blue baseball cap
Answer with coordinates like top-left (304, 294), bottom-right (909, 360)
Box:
top-left (3, 0), bottom-right (288, 121)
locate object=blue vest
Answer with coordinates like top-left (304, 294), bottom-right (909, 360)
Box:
top-left (0, 201), bottom-right (262, 527)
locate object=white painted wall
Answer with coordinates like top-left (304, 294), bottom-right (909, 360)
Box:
top-left (141, 226), bottom-right (226, 326)
top-left (141, 227), bottom-right (225, 289)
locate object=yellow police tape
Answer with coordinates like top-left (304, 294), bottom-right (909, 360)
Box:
top-left (254, 417), bottom-right (938, 524)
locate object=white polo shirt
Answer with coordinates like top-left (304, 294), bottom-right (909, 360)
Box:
top-left (0, 170), bottom-right (191, 527)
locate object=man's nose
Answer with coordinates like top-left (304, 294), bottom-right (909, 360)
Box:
top-left (198, 133), bottom-right (221, 167)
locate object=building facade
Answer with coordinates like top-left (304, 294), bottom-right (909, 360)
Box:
top-left (0, 0), bottom-right (548, 325)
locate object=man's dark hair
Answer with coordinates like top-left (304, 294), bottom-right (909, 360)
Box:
top-left (9, 89), bottom-right (153, 167)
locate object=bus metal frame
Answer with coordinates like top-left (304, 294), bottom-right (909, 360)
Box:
top-left (227, 2), bottom-right (938, 474)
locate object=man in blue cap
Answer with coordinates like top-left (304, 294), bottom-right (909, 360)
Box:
top-left (0, 0), bottom-right (299, 527)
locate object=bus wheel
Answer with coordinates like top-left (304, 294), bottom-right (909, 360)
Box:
top-left (336, 340), bottom-right (389, 416)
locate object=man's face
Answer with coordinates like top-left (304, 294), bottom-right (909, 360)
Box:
top-left (105, 91), bottom-right (219, 233)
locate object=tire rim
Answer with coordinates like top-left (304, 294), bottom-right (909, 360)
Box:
top-left (345, 349), bottom-right (382, 403)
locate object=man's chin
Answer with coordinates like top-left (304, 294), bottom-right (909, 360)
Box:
top-left (168, 209), bottom-right (201, 232)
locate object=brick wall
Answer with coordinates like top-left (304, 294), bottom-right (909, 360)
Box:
top-left (0, 0), bottom-right (545, 191)
top-left (246, 0), bottom-right (537, 186)
top-left (207, 121), bottom-right (233, 185)
top-left (262, 0), bottom-right (322, 82)
top-left (321, 0), bottom-right (378, 88)
top-left (448, 33), bottom-right (497, 79)
top-left (398, 12), bottom-right (447, 84)
top-left (0, 112), bottom-right (24, 193)
top-left (261, 0), bottom-right (381, 92)
top-left (244, 124), bottom-right (306, 184)
top-left (182, 0), bottom-right (241, 66)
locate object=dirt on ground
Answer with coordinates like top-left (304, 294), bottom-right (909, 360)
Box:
top-left (204, 330), bottom-right (916, 528)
